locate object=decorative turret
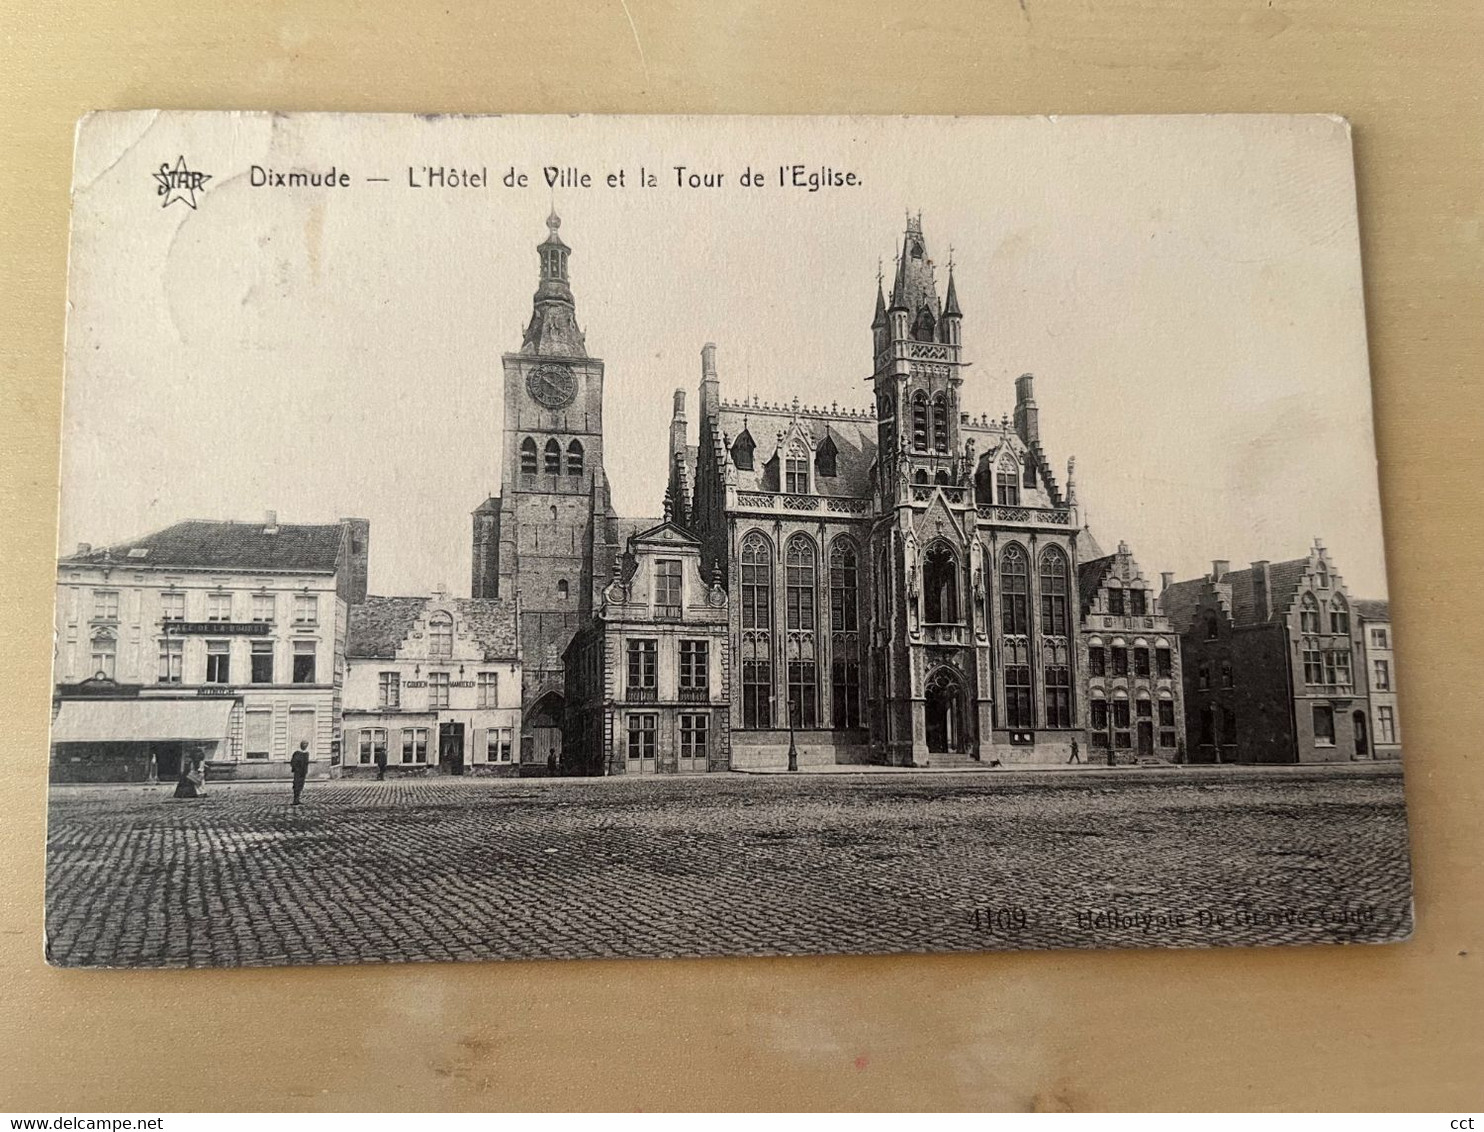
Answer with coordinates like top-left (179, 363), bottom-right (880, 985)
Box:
top-left (941, 261), bottom-right (962, 347)
top-left (520, 210), bottom-right (588, 357)
top-left (1014, 373), bottom-right (1040, 445)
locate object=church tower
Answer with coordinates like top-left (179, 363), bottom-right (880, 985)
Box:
top-left (471, 211), bottom-right (608, 762)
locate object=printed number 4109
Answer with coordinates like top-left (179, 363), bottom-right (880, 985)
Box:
top-left (971, 906), bottom-right (1030, 932)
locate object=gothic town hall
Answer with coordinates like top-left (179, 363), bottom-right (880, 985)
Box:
top-left (477, 212), bottom-right (1188, 773)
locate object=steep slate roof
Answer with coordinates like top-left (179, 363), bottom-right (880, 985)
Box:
top-left (347, 595), bottom-right (518, 660)
top-left (1077, 555), bottom-right (1116, 611)
top-left (717, 403), bottom-right (878, 499)
top-left (1354, 598), bottom-right (1390, 622)
top-left (1162, 556), bottom-right (1311, 634)
top-left (62, 519), bottom-right (345, 574)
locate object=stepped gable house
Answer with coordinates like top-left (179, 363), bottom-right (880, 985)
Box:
top-left (343, 591), bottom-right (522, 776)
top-left (1160, 541), bottom-right (1381, 764)
top-left (1078, 541), bottom-right (1187, 763)
top-left (51, 513), bottom-right (369, 782)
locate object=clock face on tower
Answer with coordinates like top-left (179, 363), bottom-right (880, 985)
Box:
top-left (526, 363), bottom-right (577, 410)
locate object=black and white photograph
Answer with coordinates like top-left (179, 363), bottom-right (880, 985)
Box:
top-left (45, 111), bottom-right (1412, 968)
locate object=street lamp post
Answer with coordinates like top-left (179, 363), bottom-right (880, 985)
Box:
top-left (786, 631), bottom-right (799, 772)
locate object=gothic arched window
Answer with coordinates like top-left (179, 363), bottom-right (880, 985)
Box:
top-left (1039, 548), bottom-right (1070, 636)
top-left (785, 535), bottom-right (817, 632)
top-left (1329, 595), bottom-right (1350, 636)
top-left (924, 544), bottom-right (959, 624)
top-left (520, 437), bottom-right (538, 474)
top-left (1300, 593), bottom-right (1321, 633)
top-left (912, 392), bottom-right (929, 450)
top-left (566, 440), bottom-right (584, 476)
top-left (785, 535), bottom-right (819, 728)
top-left (1316, 560), bottom-right (1330, 588)
top-left (1205, 614), bottom-right (1220, 640)
top-left (543, 438), bottom-right (561, 475)
top-left (428, 613), bottom-right (454, 659)
top-left (934, 470), bottom-right (950, 485)
top-left (829, 539), bottom-right (859, 632)
top-left (1000, 543), bottom-right (1029, 635)
top-left (996, 456), bottom-right (1021, 507)
top-left (914, 469), bottom-right (929, 485)
top-left (740, 532), bottom-right (773, 729)
top-left (740, 533), bottom-right (772, 630)
top-left (931, 393), bottom-right (949, 453)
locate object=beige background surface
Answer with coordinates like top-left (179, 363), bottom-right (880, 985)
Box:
top-left (0, 0), bottom-right (1480, 1112)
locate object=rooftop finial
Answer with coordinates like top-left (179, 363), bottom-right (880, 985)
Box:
top-left (547, 207), bottom-right (560, 233)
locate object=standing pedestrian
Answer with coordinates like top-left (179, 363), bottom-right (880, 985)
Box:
top-left (546, 747), bottom-right (558, 777)
top-left (290, 740), bottom-right (310, 805)
top-left (1067, 738), bottom-right (1081, 765)
top-left (374, 741), bottom-right (387, 781)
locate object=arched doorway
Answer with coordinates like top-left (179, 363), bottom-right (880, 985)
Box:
top-left (924, 666), bottom-right (967, 754)
top-left (526, 690), bottom-right (565, 775)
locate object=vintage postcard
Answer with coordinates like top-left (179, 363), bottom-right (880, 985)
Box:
top-left (46, 112), bottom-right (1411, 967)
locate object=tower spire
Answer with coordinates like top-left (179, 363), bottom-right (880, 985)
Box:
top-left (521, 210), bottom-right (588, 357)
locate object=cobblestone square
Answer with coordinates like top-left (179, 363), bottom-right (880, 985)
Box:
top-left (44, 765), bottom-right (1413, 968)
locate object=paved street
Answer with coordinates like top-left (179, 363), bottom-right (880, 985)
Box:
top-left (45, 765), bottom-right (1413, 967)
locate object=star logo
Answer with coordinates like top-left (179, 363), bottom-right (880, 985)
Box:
top-left (153, 156), bottom-right (212, 210)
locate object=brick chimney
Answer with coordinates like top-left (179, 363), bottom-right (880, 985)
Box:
top-left (263, 510), bottom-right (279, 535)
top-left (700, 342), bottom-right (720, 416)
top-left (339, 517), bottom-right (370, 605)
top-left (1013, 373), bottom-right (1039, 444)
top-left (76, 542), bottom-right (91, 556)
top-left (1160, 571), bottom-right (1174, 592)
top-left (1251, 560), bottom-right (1272, 620)
top-left (1211, 560), bottom-right (1230, 581)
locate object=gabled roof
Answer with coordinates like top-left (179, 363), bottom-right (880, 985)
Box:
top-left (1162, 556), bottom-right (1311, 634)
top-left (1078, 555), bottom-right (1116, 610)
top-left (630, 520), bottom-right (701, 548)
top-left (347, 595), bottom-right (518, 660)
top-left (61, 519), bottom-right (346, 574)
top-left (1159, 577), bottom-right (1209, 636)
top-left (1354, 598), bottom-right (1390, 622)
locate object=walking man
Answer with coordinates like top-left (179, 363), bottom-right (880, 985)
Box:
top-left (375, 741), bottom-right (387, 782)
top-left (1067, 738), bottom-right (1081, 765)
top-left (290, 740), bottom-right (310, 805)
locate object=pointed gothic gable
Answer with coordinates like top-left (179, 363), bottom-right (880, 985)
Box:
top-left (915, 488), bottom-right (966, 545)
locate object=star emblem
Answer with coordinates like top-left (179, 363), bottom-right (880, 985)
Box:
top-left (153, 156), bottom-right (212, 210)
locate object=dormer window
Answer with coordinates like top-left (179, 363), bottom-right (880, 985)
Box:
top-left (730, 429), bottom-right (755, 471)
top-left (784, 443), bottom-right (810, 495)
top-left (996, 457), bottom-right (1020, 506)
top-left (815, 434), bottom-right (838, 478)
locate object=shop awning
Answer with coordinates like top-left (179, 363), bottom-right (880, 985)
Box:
top-left (51, 698), bottom-right (235, 744)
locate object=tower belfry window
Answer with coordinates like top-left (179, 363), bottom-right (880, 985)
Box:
top-left (544, 438), bottom-right (561, 475)
top-left (912, 393), bottom-right (928, 451)
top-left (567, 439), bottom-right (584, 476)
top-left (931, 393), bottom-right (948, 452)
top-left (520, 437), bottom-right (538, 474)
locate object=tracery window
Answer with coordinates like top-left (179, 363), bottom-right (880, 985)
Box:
top-left (1038, 549), bottom-right (1070, 636)
top-left (829, 540), bottom-right (859, 632)
top-left (1000, 544), bottom-right (1029, 635)
top-left (543, 438), bottom-right (561, 475)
